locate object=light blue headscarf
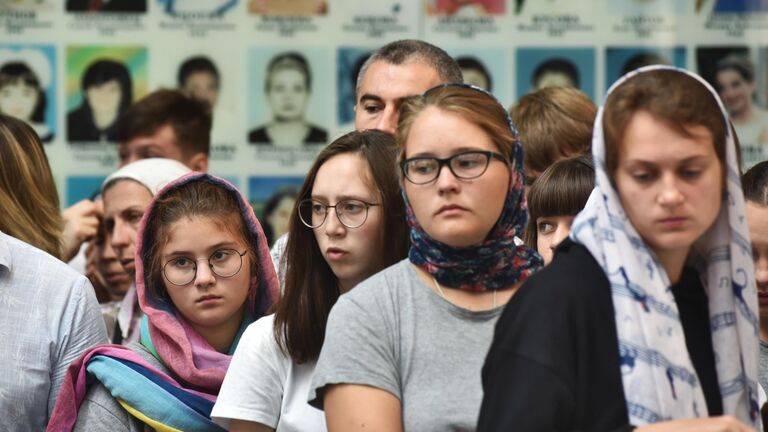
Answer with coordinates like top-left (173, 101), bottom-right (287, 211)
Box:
top-left (571, 66), bottom-right (760, 426)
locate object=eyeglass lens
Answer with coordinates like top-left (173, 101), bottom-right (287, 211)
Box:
top-left (299, 199), bottom-right (370, 229)
top-left (163, 249), bottom-right (245, 286)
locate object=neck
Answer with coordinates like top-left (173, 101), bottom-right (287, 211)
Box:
top-left (92, 109), bottom-right (117, 129)
top-left (732, 104), bottom-right (754, 124)
top-left (192, 305), bottom-right (245, 353)
top-left (337, 277), bottom-right (358, 294)
top-left (654, 247), bottom-right (689, 284)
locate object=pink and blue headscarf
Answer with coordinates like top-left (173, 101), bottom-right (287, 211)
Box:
top-left (404, 83), bottom-right (543, 292)
top-left (48, 173), bottom-right (280, 431)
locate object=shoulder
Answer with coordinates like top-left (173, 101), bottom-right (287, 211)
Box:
top-left (516, 239), bottom-right (609, 303)
top-left (237, 314), bottom-right (281, 356)
top-left (75, 381), bottom-right (138, 431)
top-left (496, 239), bottom-right (612, 345)
top-left (0, 232), bottom-right (92, 299)
top-left (248, 127), bottom-right (270, 143)
top-left (334, 259), bottom-right (413, 311)
top-left (304, 125), bottom-right (328, 143)
top-left (126, 342), bottom-right (171, 374)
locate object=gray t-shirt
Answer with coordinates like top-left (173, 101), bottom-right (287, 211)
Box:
top-left (760, 340), bottom-right (768, 396)
top-left (74, 342), bottom-right (168, 431)
top-left (309, 259), bottom-right (503, 432)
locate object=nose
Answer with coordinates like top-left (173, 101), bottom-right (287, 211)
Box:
top-left (756, 257), bottom-right (768, 289)
top-left (194, 262), bottom-right (216, 288)
top-left (101, 241), bottom-right (119, 261)
top-left (109, 220), bottom-right (130, 250)
top-left (324, 208), bottom-right (347, 237)
top-left (435, 163), bottom-right (460, 194)
top-left (657, 174), bottom-right (684, 207)
top-left (374, 107), bottom-right (397, 135)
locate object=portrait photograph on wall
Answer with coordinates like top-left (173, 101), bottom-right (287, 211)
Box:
top-left (698, 45), bottom-right (767, 168)
top-left (248, 48), bottom-right (330, 148)
top-left (157, 0), bottom-right (238, 16)
top-left (248, 175), bottom-right (304, 247)
top-left (605, 46), bottom-right (686, 88)
top-left (66, 0), bottom-right (147, 12)
top-left (248, 0), bottom-right (327, 15)
top-left (1, 0), bottom-right (56, 11)
top-left (448, 47), bottom-right (509, 106)
top-left (426, 0), bottom-right (506, 16)
top-left (336, 47), bottom-right (372, 131)
top-left (516, 47), bottom-right (596, 101)
top-left (66, 45), bottom-right (148, 143)
top-left (0, 44), bottom-right (57, 143)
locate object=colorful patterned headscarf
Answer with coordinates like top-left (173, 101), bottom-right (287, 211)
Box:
top-left (570, 66), bottom-right (760, 426)
top-left (404, 83), bottom-right (543, 292)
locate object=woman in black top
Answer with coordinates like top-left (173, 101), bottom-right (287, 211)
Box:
top-left (479, 67), bottom-right (761, 431)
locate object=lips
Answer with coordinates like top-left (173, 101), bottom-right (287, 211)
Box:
top-left (758, 291), bottom-right (768, 307)
top-left (196, 294), bottom-right (222, 305)
top-left (435, 204), bottom-right (468, 216)
top-left (325, 247), bottom-right (348, 261)
top-left (657, 216), bottom-right (688, 229)
top-left (105, 271), bottom-right (130, 285)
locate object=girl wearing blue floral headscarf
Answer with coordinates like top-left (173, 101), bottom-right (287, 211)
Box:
top-left (480, 67), bottom-right (761, 431)
top-left (308, 83), bottom-right (542, 431)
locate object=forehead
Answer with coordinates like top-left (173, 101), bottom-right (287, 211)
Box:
top-left (312, 152), bottom-right (375, 199)
top-left (163, 215), bottom-right (242, 249)
top-left (121, 125), bottom-right (182, 156)
top-left (406, 106), bottom-right (497, 155)
top-left (103, 180), bottom-right (153, 215)
top-left (357, 60), bottom-right (442, 103)
top-left (619, 111), bottom-right (714, 160)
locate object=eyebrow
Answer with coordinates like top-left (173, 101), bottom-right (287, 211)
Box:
top-left (408, 147), bottom-right (491, 158)
top-left (164, 241), bottom-right (241, 258)
top-left (358, 93), bottom-right (410, 106)
top-left (624, 154), bottom-right (710, 166)
top-left (310, 194), bottom-right (375, 202)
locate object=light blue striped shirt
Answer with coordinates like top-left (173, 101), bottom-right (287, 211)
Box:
top-left (0, 231), bottom-right (107, 430)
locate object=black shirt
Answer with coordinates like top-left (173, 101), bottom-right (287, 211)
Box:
top-left (477, 239), bottom-right (722, 431)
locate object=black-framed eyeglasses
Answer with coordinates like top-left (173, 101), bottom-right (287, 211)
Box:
top-left (162, 248), bottom-right (247, 286)
top-left (298, 199), bottom-right (380, 229)
top-left (400, 150), bottom-right (508, 185)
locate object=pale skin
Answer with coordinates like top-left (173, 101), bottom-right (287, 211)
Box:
top-left (323, 106), bottom-right (520, 431)
top-left (615, 111), bottom-right (752, 431)
top-left (745, 202), bottom-right (768, 343)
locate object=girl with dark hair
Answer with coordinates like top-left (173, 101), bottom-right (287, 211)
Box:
top-left (309, 84), bottom-right (542, 431)
top-left (248, 52), bottom-right (327, 146)
top-left (480, 67), bottom-right (760, 431)
top-left (523, 154), bottom-right (594, 264)
top-left (212, 130), bottom-right (408, 431)
top-left (48, 173), bottom-right (279, 431)
top-left (0, 61), bottom-right (52, 142)
top-left (67, 59), bottom-right (133, 143)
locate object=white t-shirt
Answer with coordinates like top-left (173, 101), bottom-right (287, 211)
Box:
top-left (211, 314), bottom-right (327, 432)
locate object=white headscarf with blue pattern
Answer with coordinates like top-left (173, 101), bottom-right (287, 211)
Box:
top-left (570, 66), bottom-right (760, 427)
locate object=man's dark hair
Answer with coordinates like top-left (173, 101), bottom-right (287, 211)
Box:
top-left (116, 89), bottom-right (211, 156)
top-left (356, 39), bottom-right (463, 92)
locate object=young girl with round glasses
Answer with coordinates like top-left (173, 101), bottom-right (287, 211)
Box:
top-left (211, 130), bottom-right (408, 431)
top-left (308, 84), bottom-right (542, 431)
top-left (479, 67), bottom-right (761, 431)
top-left (48, 173), bottom-right (279, 431)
